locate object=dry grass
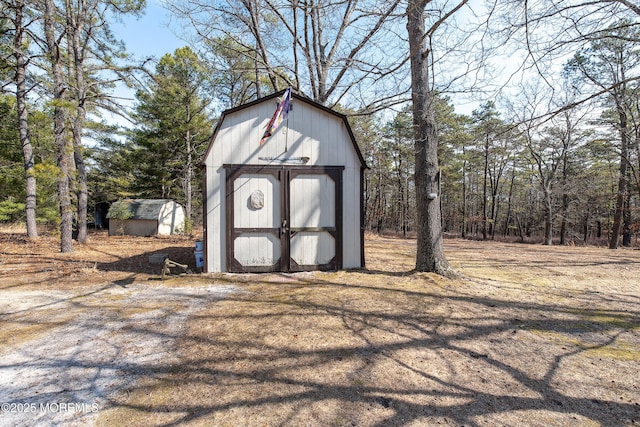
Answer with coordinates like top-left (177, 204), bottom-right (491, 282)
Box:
top-left (0, 231), bottom-right (639, 426)
top-left (101, 236), bottom-right (639, 427)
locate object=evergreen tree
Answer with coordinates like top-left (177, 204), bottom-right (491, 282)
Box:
top-left (0, 94), bottom-right (58, 226)
top-left (130, 47), bottom-right (214, 230)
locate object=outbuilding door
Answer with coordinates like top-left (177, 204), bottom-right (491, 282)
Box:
top-left (225, 165), bottom-right (343, 273)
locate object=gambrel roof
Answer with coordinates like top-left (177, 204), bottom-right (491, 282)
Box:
top-left (107, 199), bottom-right (176, 221)
top-left (201, 89), bottom-right (368, 169)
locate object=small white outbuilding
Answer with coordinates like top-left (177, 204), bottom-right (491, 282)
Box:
top-left (107, 199), bottom-right (185, 237)
top-left (201, 90), bottom-right (367, 273)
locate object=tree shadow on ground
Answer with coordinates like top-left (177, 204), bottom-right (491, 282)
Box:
top-left (2, 235), bottom-right (639, 426)
top-left (86, 271), bottom-right (639, 426)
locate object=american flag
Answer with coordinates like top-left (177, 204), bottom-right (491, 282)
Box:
top-left (260, 88), bottom-right (291, 145)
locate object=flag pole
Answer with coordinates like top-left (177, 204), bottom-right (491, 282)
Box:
top-left (285, 87), bottom-right (291, 152)
top-left (285, 111), bottom-right (289, 152)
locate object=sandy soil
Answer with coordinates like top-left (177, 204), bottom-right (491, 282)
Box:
top-left (0, 231), bottom-right (638, 426)
top-left (1, 283), bottom-right (238, 427)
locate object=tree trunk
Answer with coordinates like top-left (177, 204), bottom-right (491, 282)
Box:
top-left (622, 175), bottom-right (632, 247)
top-left (185, 112), bottom-right (193, 233)
top-left (490, 187), bottom-right (498, 240)
top-left (363, 173), bottom-right (369, 230)
top-left (609, 107), bottom-right (628, 249)
top-left (559, 192), bottom-right (568, 245)
top-left (559, 139), bottom-right (569, 245)
top-left (68, 1), bottom-right (88, 244)
top-left (397, 167), bottom-right (406, 237)
top-left (636, 128), bottom-right (640, 201)
top-left (503, 167), bottom-right (515, 237)
top-left (559, 155), bottom-right (568, 245)
top-left (461, 148), bottom-right (467, 238)
top-left (544, 195), bottom-right (553, 245)
top-left (246, 0), bottom-right (278, 93)
top-left (515, 213), bottom-right (525, 243)
top-left (13, 0), bottom-right (38, 238)
top-left (541, 181), bottom-right (554, 245)
top-left (375, 154), bottom-right (384, 232)
top-left (482, 135), bottom-right (489, 240)
top-left (583, 211), bottom-right (589, 243)
top-left (407, 0), bottom-right (451, 276)
top-left (74, 148), bottom-right (88, 242)
top-left (44, 0), bottom-right (73, 253)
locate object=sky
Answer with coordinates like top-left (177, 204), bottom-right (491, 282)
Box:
top-left (112, 0), bottom-right (185, 62)
top-left (105, 0), bottom-right (186, 127)
top-left (104, 0), bottom-right (484, 124)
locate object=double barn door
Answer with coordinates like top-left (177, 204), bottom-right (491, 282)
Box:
top-left (225, 165), bottom-right (343, 272)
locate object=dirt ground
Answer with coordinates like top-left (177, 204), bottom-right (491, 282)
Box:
top-left (0, 230), bottom-right (638, 426)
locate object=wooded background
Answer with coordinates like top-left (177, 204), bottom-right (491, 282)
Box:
top-left (1, 0), bottom-right (639, 256)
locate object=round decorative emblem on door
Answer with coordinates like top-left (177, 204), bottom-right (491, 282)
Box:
top-left (249, 189), bottom-right (264, 210)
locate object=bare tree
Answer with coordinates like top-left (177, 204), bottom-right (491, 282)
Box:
top-left (489, 2), bottom-right (640, 249)
top-left (490, 0), bottom-right (640, 93)
top-left (564, 22), bottom-right (640, 248)
top-left (167, 0), bottom-right (408, 110)
top-left (508, 79), bottom-right (591, 246)
top-left (407, 0), bottom-right (468, 275)
top-left (471, 101), bottom-right (512, 240)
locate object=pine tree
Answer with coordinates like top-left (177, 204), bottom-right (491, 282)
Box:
top-left (130, 47), bottom-right (214, 230)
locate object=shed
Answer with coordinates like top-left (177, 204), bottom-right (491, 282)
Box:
top-left (107, 199), bottom-right (185, 236)
top-left (201, 90), bottom-right (367, 273)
